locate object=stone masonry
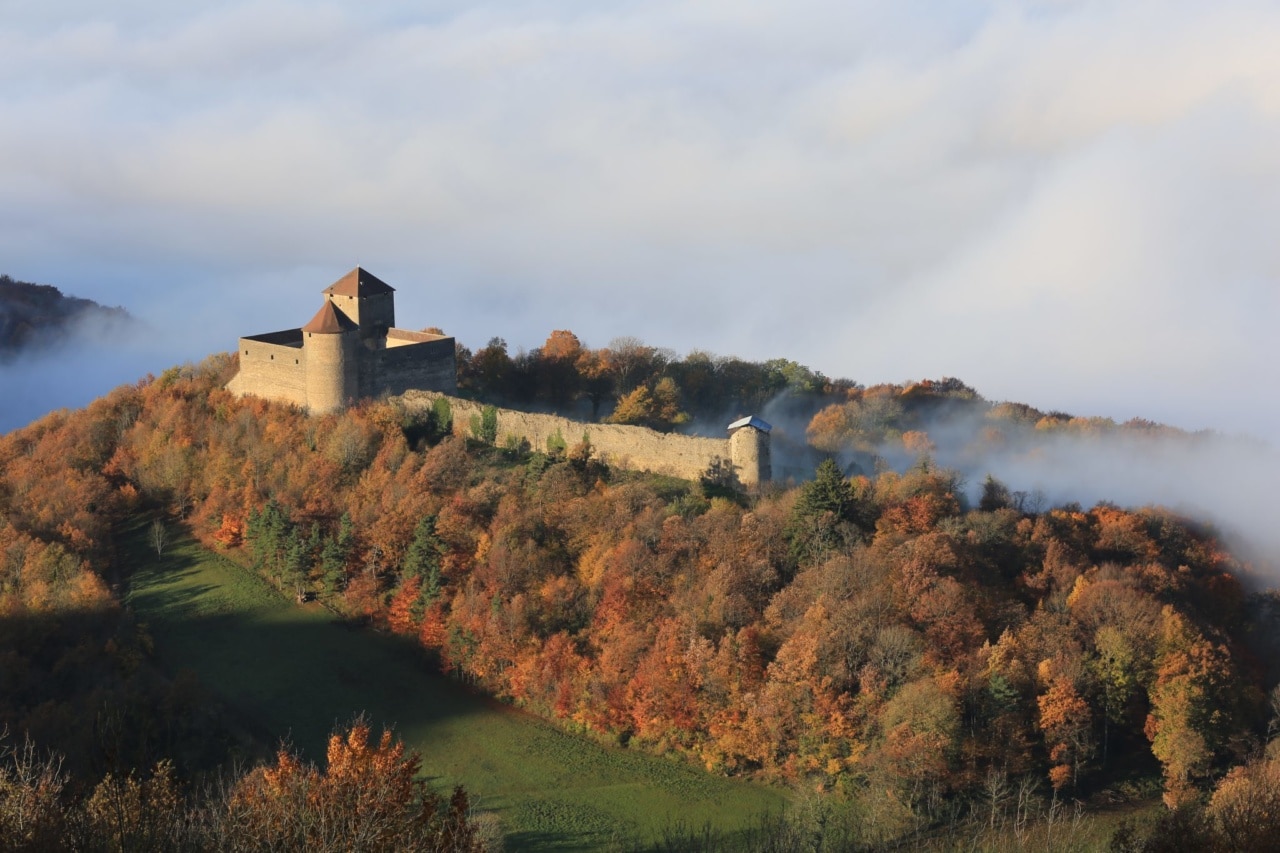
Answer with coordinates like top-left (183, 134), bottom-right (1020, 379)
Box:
top-left (226, 267), bottom-right (771, 485)
top-left (225, 267), bottom-right (456, 414)
top-left (399, 390), bottom-right (772, 486)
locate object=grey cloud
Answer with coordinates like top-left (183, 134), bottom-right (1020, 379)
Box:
top-left (0, 1), bottom-right (1277, 458)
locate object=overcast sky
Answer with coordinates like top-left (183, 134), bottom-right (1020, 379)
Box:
top-left (3, 0), bottom-right (1279, 443)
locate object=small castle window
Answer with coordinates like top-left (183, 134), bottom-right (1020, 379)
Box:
top-left (270, 354), bottom-right (274, 360)
top-left (294, 359), bottom-right (299, 365)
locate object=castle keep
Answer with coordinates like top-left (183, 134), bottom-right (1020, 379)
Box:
top-left (226, 267), bottom-right (456, 413)
top-left (228, 266), bottom-right (771, 484)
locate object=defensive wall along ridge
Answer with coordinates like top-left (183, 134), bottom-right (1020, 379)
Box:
top-left (227, 267), bottom-right (771, 486)
top-left (399, 390), bottom-right (772, 487)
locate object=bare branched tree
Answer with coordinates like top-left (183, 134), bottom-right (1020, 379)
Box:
top-left (150, 518), bottom-right (168, 559)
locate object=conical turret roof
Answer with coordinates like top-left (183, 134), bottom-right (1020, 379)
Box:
top-left (302, 300), bottom-right (358, 334)
top-left (323, 266), bottom-right (395, 298)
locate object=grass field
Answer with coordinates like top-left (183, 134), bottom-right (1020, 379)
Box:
top-left (125, 521), bottom-right (788, 851)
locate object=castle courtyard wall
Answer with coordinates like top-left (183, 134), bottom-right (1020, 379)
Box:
top-left (229, 336), bottom-right (308, 407)
top-left (373, 336), bottom-right (457, 397)
top-left (231, 328), bottom-right (456, 411)
top-left (399, 391), bottom-right (762, 484)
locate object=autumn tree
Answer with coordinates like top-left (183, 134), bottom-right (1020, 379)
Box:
top-left (1206, 751), bottom-right (1280, 852)
top-left (607, 336), bottom-right (667, 395)
top-left (463, 337), bottom-right (514, 399)
top-left (576, 347), bottom-right (616, 421)
top-left (0, 734), bottom-right (70, 851)
top-left (1090, 624), bottom-right (1140, 766)
top-left (217, 719), bottom-right (483, 852)
top-left (534, 330), bottom-right (584, 409)
top-left (83, 760), bottom-right (185, 853)
top-left (608, 385), bottom-right (654, 428)
top-left (868, 676), bottom-right (961, 827)
top-left (805, 395), bottom-right (904, 454)
top-left (1145, 607), bottom-right (1235, 808)
top-left (1036, 660), bottom-right (1093, 790)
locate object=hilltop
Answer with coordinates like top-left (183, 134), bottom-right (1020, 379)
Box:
top-left (4, 348), bottom-right (1280, 848)
top-left (0, 273), bottom-right (134, 360)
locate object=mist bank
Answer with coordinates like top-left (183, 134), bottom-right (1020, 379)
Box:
top-left (4, 3), bottom-right (1279, 448)
top-left (895, 408), bottom-right (1279, 584)
top-left (0, 333), bottom-right (169, 435)
top-left (0, 274), bottom-right (136, 360)
top-left (951, 431), bottom-right (1278, 578)
top-left (0, 276), bottom-right (152, 434)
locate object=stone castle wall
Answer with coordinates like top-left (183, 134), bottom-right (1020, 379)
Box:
top-left (230, 329), bottom-right (455, 412)
top-left (228, 334), bottom-right (308, 407)
top-left (399, 390), bottom-right (767, 485)
top-left (372, 336), bottom-right (457, 398)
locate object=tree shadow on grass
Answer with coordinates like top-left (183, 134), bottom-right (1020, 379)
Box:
top-left (122, 524), bottom-right (786, 852)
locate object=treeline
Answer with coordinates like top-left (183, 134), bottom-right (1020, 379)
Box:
top-left (454, 332), bottom-right (1223, 486)
top-left (454, 330), bottom-right (855, 429)
top-left (0, 720), bottom-right (485, 852)
top-left (4, 352), bottom-right (1280, 848)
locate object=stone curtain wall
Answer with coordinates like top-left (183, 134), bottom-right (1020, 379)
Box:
top-left (230, 330), bottom-right (456, 412)
top-left (400, 390), bottom-right (743, 484)
top-left (374, 337), bottom-right (457, 397)
top-left (228, 337), bottom-right (308, 407)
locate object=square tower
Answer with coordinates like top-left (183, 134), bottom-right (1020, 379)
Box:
top-left (322, 267), bottom-right (396, 342)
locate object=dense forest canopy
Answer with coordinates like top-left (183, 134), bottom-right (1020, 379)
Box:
top-left (455, 330), bottom-right (1280, 573)
top-left (4, 340), bottom-right (1280, 849)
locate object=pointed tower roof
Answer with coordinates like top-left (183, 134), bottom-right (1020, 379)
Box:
top-left (323, 266), bottom-right (395, 298)
top-left (302, 300), bottom-right (358, 334)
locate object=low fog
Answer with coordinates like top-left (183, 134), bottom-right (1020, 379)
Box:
top-left (827, 398), bottom-right (1280, 584)
top-left (0, 310), bottom-right (161, 433)
top-left (916, 415), bottom-right (1280, 582)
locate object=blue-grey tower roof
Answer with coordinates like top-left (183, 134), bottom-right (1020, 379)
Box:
top-left (727, 415), bottom-right (771, 433)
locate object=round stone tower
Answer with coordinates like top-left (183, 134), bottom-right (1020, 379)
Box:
top-left (302, 300), bottom-right (359, 414)
top-left (727, 416), bottom-right (772, 486)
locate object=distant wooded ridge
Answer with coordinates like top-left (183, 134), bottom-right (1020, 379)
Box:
top-left (0, 273), bottom-right (133, 359)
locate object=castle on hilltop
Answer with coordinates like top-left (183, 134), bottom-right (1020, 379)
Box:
top-left (225, 267), bottom-right (456, 414)
top-left (228, 266), bottom-right (772, 485)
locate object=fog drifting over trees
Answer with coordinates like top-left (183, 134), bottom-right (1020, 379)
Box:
top-left (1, 1), bottom-right (1278, 442)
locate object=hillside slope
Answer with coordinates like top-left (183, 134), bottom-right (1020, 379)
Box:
top-left (4, 353), bottom-right (1280, 849)
top-left (0, 273), bottom-right (133, 359)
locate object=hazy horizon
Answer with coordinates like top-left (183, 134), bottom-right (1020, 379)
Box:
top-left (4, 2), bottom-right (1278, 445)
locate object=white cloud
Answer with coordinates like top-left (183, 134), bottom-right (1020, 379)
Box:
top-left (1, 0), bottom-right (1279, 443)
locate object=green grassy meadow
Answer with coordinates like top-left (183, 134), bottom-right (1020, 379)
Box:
top-left (126, 523), bottom-right (788, 851)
